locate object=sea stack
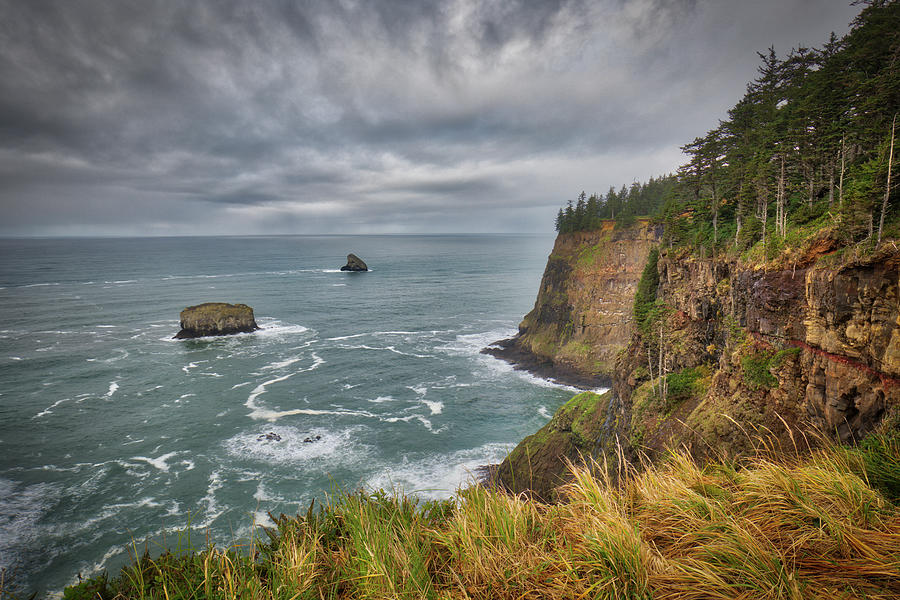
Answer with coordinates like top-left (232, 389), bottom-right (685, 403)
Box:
top-left (174, 302), bottom-right (259, 339)
top-left (340, 253), bottom-right (368, 271)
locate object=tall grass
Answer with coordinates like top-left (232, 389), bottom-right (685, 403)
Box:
top-left (61, 439), bottom-right (900, 600)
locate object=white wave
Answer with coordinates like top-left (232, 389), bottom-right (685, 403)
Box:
top-left (254, 319), bottom-right (310, 337)
top-left (421, 399), bottom-right (444, 415)
top-left (252, 511), bottom-right (276, 529)
top-left (198, 470), bottom-right (224, 529)
top-left (538, 405), bottom-right (552, 419)
top-left (130, 452), bottom-right (178, 472)
top-left (321, 269), bottom-right (343, 273)
top-left (262, 356), bottom-right (303, 370)
top-left (408, 384), bottom-right (427, 396)
top-left (381, 414), bottom-right (443, 433)
top-left (231, 381), bottom-right (252, 389)
top-left (327, 330), bottom-right (422, 342)
top-left (225, 425), bottom-right (368, 466)
top-left (337, 343), bottom-right (434, 359)
top-left (182, 361), bottom-right (200, 373)
top-left (96, 325), bottom-right (117, 328)
top-left (71, 545), bottom-right (126, 592)
top-left (332, 283), bottom-right (347, 287)
top-left (0, 478), bottom-right (61, 569)
top-left (22, 282), bottom-right (60, 288)
top-left (365, 442), bottom-right (514, 499)
top-left (33, 397), bottom-right (70, 419)
top-left (9, 356), bottom-right (22, 361)
top-left (245, 353), bottom-right (325, 420)
top-left (438, 327), bottom-right (517, 357)
top-left (179, 393), bottom-right (196, 399)
top-left (477, 345), bottom-right (606, 394)
top-left (101, 349), bottom-right (129, 364)
top-left (104, 381), bottom-right (119, 398)
top-left (368, 395), bottom-right (395, 403)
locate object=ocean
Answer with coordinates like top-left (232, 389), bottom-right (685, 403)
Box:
top-left (0, 234), bottom-right (587, 595)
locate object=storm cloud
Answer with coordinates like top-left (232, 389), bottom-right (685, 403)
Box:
top-left (0, 0), bottom-right (859, 235)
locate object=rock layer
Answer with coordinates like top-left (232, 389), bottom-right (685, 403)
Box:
top-left (489, 220), bottom-right (660, 383)
top-left (341, 254), bottom-right (368, 271)
top-left (495, 235), bottom-right (900, 498)
top-left (174, 302), bottom-right (259, 339)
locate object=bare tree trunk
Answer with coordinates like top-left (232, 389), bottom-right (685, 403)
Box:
top-left (828, 157), bottom-right (835, 206)
top-left (735, 179), bottom-right (744, 245)
top-left (839, 135), bottom-right (846, 207)
top-left (777, 156), bottom-right (786, 237)
top-left (878, 114), bottom-right (896, 244)
top-left (658, 321), bottom-right (664, 403)
top-left (757, 177), bottom-right (768, 250)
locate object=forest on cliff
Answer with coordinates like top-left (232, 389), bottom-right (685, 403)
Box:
top-left (557, 0), bottom-right (899, 252)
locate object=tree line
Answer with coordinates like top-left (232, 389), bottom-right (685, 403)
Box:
top-left (556, 0), bottom-right (899, 250)
top-left (554, 176), bottom-right (676, 233)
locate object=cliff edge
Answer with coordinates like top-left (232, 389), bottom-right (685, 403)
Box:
top-left (486, 219), bottom-right (660, 386)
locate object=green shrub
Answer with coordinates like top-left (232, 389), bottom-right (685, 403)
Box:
top-left (633, 247), bottom-right (660, 335)
top-left (741, 351), bottom-right (778, 389)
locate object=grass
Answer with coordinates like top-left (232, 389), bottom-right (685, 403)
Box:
top-left (44, 436), bottom-right (900, 600)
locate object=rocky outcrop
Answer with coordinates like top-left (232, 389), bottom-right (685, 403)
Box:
top-left (494, 391), bottom-right (614, 502)
top-left (488, 220), bottom-right (660, 384)
top-left (341, 254), bottom-right (368, 271)
top-left (496, 234), bottom-right (900, 499)
top-left (174, 302), bottom-right (259, 339)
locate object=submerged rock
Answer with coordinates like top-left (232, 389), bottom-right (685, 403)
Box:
top-left (340, 253), bottom-right (368, 271)
top-left (174, 302), bottom-right (259, 339)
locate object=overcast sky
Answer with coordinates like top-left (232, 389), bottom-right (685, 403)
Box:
top-left (0, 0), bottom-right (860, 236)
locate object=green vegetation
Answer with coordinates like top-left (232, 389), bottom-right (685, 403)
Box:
top-left (665, 365), bottom-right (709, 403)
top-left (555, 178), bottom-right (676, 233)
top-left (632, 247), bottom-right (660, 336)
top-left (554, 1), bottom-right (900, 256)
top-left (61, 442), bottom-right (900, 599)
top-left (740, 347), bottom-right (802, 390)
top-left (741, 350), bottom-right (779, 389)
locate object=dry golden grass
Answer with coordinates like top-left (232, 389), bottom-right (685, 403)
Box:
top-left (55, 440), bottom-right (900, 600)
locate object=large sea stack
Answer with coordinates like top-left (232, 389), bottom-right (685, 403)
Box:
top-left (174, 302), bottom-right (259, 339)
top-left (341, 253), bottom-right (368, 271)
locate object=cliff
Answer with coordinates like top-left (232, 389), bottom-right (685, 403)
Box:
top-left (487, 219), bottom-right (659, 385)
top-left (496, 230), bottom-right (900, 496)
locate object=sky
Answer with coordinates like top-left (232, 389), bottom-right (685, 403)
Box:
top-left (0, 0), bottom-right (861, 236)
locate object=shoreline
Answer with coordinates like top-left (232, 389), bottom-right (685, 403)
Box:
top-left (480, 336), bottom-right (611, 391)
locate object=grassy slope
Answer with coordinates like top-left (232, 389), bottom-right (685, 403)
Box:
top-left (57, 431), bottom-right (900, 600)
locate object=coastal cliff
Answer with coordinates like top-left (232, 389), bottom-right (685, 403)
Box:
top-left (487, 219), bottom-right (659, 385)
top-left (496, 231), bottom-right (900, 495)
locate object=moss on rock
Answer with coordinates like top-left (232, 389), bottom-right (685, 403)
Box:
top-left (495, 391), bottom-right (612, 502)
top-left (174, 302), bottom-right (259, 339)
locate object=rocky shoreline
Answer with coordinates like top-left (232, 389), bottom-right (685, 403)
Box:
top-left (481, 336), bottom-right (610, 390)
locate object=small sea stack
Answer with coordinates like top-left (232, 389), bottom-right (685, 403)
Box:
top-left (174, 302), bottom-right (259, 339)
top-left (340, 253), bottom-right (368, 271)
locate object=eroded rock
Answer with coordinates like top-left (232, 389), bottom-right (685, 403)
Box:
top-left (174, 302), bottom-right (259, 339)
top-left (341, 254), bottom-right (368, 271)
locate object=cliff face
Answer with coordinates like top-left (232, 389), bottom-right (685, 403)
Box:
top-left (490, 220), bottom-right (659, 383)
top-left (637, 244), bottom-right (900, 457)
top-left (495, 235), bottom-right (900, 497)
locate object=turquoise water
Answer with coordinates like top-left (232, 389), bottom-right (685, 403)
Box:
top-left (0, 235), bottom-right (585, 595)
